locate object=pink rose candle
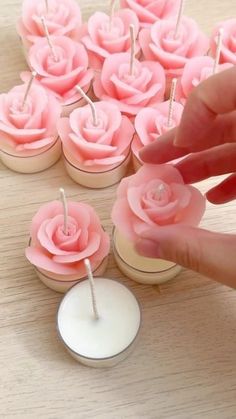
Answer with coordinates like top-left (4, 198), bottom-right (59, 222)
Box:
top-left (176, 56), bottom-right (233, 106)
top-left (112, 164), bottom-right (205, 284)
top-left (210, 19), bottom-right (236, 65)
top-left (22, 34), bottom-right (93, 117)
top-left (17, 0), bottom-right (83, 52)
top-left (93, 47), bottom-right (165, 116)
top-left (58, 91), bottom-right (134, 188)
top-left (132, 99), bottom-right (184, 171)
top-left (25, 189), bottom-right (110, 293)
top-left (120, 0), bottom-right (181, 28)
top-left (0, 76), bottom-right (61, 173)
top-left (82, 7), bottom-right (140, 71)
top-left (139, 16), bottom-right (209, 92)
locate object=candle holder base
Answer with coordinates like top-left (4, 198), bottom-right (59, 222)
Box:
top-left (0, 137), bottom-right (61, 174)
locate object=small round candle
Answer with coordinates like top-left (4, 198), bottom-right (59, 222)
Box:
top-left (58, 89), bottom-right (134, 189)
top-left (57, 261), bottom-right (141, 368)
top-left (0, 75), bottom-right (61, 173)
top-left (113, 228), bottom-right (181, 284)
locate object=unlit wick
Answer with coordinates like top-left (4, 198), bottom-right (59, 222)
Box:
top-left (76, 85), bottom-right (98, 126)
top-left (84, 258), bottom-right (99, 320)
top-left (59, 188), bottom-right (68, 235)
top-left (157, 184), bottom-right (166, 200)
top-left (109, 0), bottom-right (116, 31)
top-left (22, 71), bottom-right (37, 110)
top-left (213, 28), bottom-right (224, 75)
top-left (129, 24), bottom-right (136, 76)
top-left (45, 0), bottom-right (49, 13)
top-left (41, 16), bottom-right (58, 62)
top-left (167, 78), bottom-right (177, 128)
top-left (174, 0), bottom-right (185, 39)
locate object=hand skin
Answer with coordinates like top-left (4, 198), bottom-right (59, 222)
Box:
top-left (138, 66), bottom-right (236, 288)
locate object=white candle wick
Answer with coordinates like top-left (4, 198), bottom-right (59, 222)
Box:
top-left (22, 71), bottom-right (37, 110)
top-left (84, 259), bottom-right (99, 321)
top-left (59, 188), bottom-right (68, 236)
top-left (174, 0), bottom-right (185, 39)
top-left (41, 16), bottom-right (58, 62)
top-left (213, 28), bottom-right (224, 75)
top-left (109, 0), bottom-right (116, 31)
top-left (45, 0), bottom-right (49, 13)
top-left (167, 78), bottom-right (177, 128)
top-left (76, 85), bottom-right (98, 127)
top-left (157, 184), bottom-right (165, 200)
top-left (129, 24), bottom-right (136, 77)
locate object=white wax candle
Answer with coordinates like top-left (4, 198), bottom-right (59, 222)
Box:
top-left (113, 229), bottom-right (181, 285)
top-left (57, 278), bottom-right (141, 367)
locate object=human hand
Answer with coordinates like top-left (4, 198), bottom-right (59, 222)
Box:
top-left (138, 66), bottom-right (236, 288)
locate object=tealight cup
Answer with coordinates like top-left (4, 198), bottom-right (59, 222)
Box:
top-left (0, 137), bottom-right (61, 174)
top-left (113, 228), bottom-right (181, 285)
top-left (57, 277), bottom-right (141, 367)
top-left (33, 255), bottom-right (109, 293)
top-left (63, 147), bottom-right (131, 189)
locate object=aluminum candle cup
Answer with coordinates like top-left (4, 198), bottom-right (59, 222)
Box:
top-left (57, 278), bottom-right (141, 367)
top-left (63, 147), bottom-right (131, 189)
top-left (0, 137), bottom-right (61, 174)
top-left (113, 228), bottom-right (181, 285)
top-left (34, 256), bottom-right (109, 293)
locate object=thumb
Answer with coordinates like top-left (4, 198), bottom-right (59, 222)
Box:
top-left (135, 226), bottom-right (236, 288)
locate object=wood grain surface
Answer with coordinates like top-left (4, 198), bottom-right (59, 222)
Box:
top-left (0, 1), bottom-right (236, 418)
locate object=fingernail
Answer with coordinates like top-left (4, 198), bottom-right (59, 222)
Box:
top-left (135, 239), bottom-right (161, 258)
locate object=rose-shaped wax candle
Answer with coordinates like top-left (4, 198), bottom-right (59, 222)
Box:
top-left (132, 99), bottom-right (184, 171)
top-left (210, 19), bottom-right (236, 65)
top-left (22, 35), bottom-right (93, 117)
top-left (17, 0), bottom-right (83, 52)
top-left (82, 8), bottom-right (140, 70)
top-left (111, 164), bottom-right (205, 284)
top-left (93, 51), bottom-right (165, 116)
top-left (175, 56), bottom-right (233, 105)
top-left (25, 189), bottom-right (110, 293)
top-left (0, 75), bottom-right (61, 173)
top-left (139, 17), bottom-right (209, 91)
top-left (120, 0), bottom-right (181, 28)
top-left (58, 89), bottom-right (134, 188)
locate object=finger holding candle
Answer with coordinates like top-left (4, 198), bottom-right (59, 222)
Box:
top-left (167, 78), bottom-right (177, 128)
top-left (212, 28), bottom-right (224, 75)
top-left (84, 259), bottom-right (99, 320)
top-left (59, 188), bottom-right (68, 235)
top-left (22, 71), bottom-right (37, 110)
top-left (76, 85), bottom-right (98, 126)
top-left (40, 15), bottom-right (58, 62)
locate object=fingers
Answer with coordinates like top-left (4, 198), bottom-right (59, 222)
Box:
top-left (207, 173), bottom-right (236, 204)
top-left (175, 66), bottom-right (236, 149)
top-left (135, 225), bottom-right (236, 288)
top-left (175, 143), bottom-right (236, 183)
top-left (139, 128), bottom-right (188, 164)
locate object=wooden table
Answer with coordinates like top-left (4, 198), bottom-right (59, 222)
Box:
top-left (1, 1), bottom-right (236, 418)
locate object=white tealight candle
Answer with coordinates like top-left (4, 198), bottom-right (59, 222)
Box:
top-left (57, 261), bottom-right (141, 368)
top-left (113, 228), bottom-right (181, 285)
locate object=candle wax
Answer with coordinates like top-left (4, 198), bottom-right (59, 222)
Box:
top-left (57, 278), bottom-right (141, 367)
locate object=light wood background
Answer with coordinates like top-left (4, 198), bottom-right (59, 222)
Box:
top-left (0, 1), bottom-right (236, 418)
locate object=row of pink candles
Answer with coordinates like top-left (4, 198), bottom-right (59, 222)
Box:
top-left (0, 0), bottom-right (235, 185)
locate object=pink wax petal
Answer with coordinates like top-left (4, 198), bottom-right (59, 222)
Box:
top-left (111, 197), bottom-right (137, 241)
top-left (174, 185), bottom-right (206, 226)
top-left (25, 246), bottom-right (79, 275)
top-left (127, 185), bottom-right (154, 224)
top-left (37, 216), bottom-right (78, 256)
top-left (112, 115), bottom-right (134, 155)
top-left (84, 155), bottom-right (124, 166)
top-left (129, 164), bottom-right (184, 188)
top-left (135, 107), bottom-right (158, 145)
top-left (53, 232), bottom-right (100, 263)
top-left (16, 137), bottom-right (54, 151)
